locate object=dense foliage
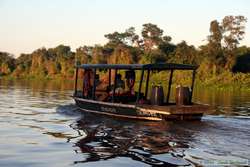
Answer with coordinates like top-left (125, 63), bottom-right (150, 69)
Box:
top-left (0, 15), bottom-right (249, 86)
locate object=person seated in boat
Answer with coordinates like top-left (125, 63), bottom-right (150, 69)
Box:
top-left (125, 70), bottom-right (135, 95)
top-left (83, 71), bottom-right (109, 101)
top-left (94, 74), bottom-right (101, 87)
top-left (107, 74), bottom-right (125, 95)
top-left (115, 74), bottom-right (125, 94)
top-left (95, 74), bottom-right (110, 101)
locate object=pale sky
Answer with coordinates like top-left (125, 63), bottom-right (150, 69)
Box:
top-left (0, 0), bottom-right (250, 57)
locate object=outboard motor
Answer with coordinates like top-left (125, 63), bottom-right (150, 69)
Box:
top-left (175, 85), bottom-right (191, 105)
top-left (150, 85), bottom-right (164, 105)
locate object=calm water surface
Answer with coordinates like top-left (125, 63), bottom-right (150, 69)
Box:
top-left (0, 79), bottom-right (249, 167)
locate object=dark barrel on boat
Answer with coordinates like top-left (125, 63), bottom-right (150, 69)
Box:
top-left (150, 85), bottom-right (164, 105)
top-left (176, 86), bottom-right (190, 105)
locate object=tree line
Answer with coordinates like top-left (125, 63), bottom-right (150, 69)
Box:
top-left (0, 15), bottom-right (249, 82)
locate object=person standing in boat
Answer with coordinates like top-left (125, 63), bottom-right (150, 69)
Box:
top-left (83, 69), bottom-right (94, 98)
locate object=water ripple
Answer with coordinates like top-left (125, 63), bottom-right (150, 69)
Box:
top-left (0, 80), bottom-right (250, 166)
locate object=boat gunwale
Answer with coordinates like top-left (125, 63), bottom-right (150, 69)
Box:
top-left (73, 96), bottom-right (208, 115)
top-left (74, 96), bottom-right (171, 115)
top-left (77, 107), bottom-right (163, 121)
top-left (73, 96), bottom-right (137, 108)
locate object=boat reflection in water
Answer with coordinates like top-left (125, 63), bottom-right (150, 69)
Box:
top-left (69, 112), bottom-right (198, 166)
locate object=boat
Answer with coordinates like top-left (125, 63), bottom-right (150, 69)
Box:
top-left (72, 63), bottom-right (209, 121)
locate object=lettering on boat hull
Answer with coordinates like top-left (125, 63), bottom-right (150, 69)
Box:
top-left (100, 106), bottom-right (117, 113)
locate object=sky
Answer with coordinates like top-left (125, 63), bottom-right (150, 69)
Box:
top-left (0, 0), bottom-right (250, 57)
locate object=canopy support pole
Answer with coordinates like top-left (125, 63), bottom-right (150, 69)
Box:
top-left (92, 69), bottom-right (96, 100)
top-left (136, 69), bottom-right (144, 105)
top-left (74, 68), bottom-right (78, 96)
top-left (108, 69), bottom-right (111, 88)
top-left (112, 69), bottom-right (117, 103)
top-left (190, 69), bottom-right (196, 104)
top-left (166, 69), bottom-right (174, 104)
top-left (145, 69), bottom-right (150, 100)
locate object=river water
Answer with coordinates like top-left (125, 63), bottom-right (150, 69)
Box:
top-left (0, 79), bottom-right (249, 167)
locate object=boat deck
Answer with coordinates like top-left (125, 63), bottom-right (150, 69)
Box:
top-left (140, 103), bottom-right (209, 114)
top-left (138, 103), bottom-right (210, 120)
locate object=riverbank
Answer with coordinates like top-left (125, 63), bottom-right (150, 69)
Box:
top-left (196, 72), bottom-right (250, 91)
top-left (1, 71), bottom-right (250, 91)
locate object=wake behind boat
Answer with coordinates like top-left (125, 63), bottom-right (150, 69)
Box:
top-left (72, 63), bottom-right (209, 121)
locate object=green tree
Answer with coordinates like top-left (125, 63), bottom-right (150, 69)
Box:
top-left (201, 15), bottom-right (247, 74)
top-left (222, 15), bottom-right (247, 50)
top-left (30, 48), bottom-right (49, 77)
top-left (141, 23), bottom-right (166, 63)
top-left (108, 44), bottom-right (133, 64)
top-left (158, 35), bottom-right (176, 62)
top-left (170, 41), bottom-right (197, 64)
top-left (232, 46), bottom-right (250, 73)
top-left (141, 23), bottom-right (163, 53)
top-left (221, 15), bottom-right (247, 70)
top-left (104, 27), bottom-right (139, 47)
top-left (75, 46), bottom-right (92, 65)
top-left (54, 45), bottom-right (73, 59)
top-left (206, 20), bottom-right (225, 75)
top-left (92, 45), bottom-right (107, 64)
top-left (0, 52), bottom-right (15, 75)
top-left (12, 53), bottom-right (32, 77)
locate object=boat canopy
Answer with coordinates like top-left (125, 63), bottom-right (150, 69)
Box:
top-left (76, 63), bottom-right (197, 70)
top-left (74, 63), bottom-right (197, 105)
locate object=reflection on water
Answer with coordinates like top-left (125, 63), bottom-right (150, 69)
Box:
top-left (0, 79), bottom-right (249, 167)
top-left (71, 116), bottom-right (192, 166)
